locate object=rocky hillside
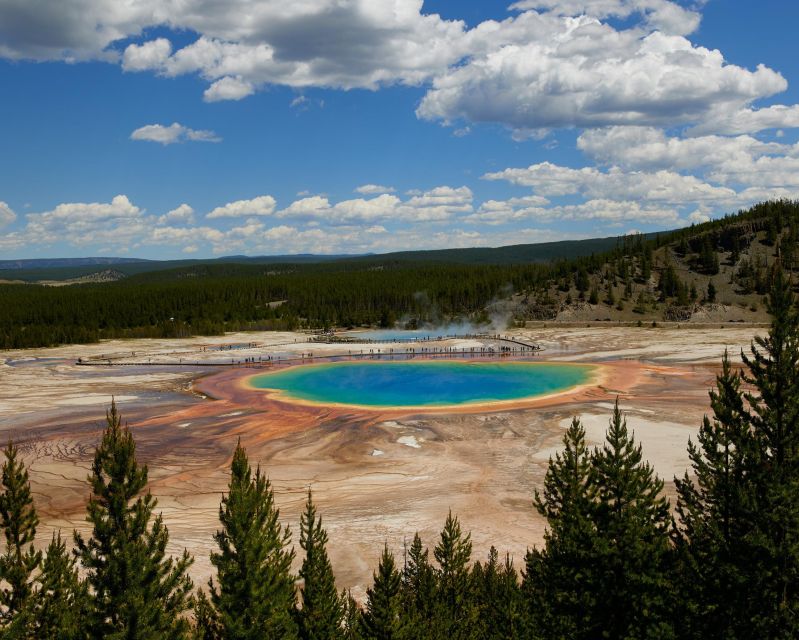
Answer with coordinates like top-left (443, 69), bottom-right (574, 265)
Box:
top-left (510, 200), bottom-right (798, 325)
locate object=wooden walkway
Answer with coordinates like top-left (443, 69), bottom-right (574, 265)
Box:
top-left (75, 334), bottom-right (541, 368)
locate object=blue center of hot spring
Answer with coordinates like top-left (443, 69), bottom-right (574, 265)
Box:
top-left (249, 361), bottom-right (594, 407)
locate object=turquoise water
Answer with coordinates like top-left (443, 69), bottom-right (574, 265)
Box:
top-left (249, 361), bottom-right (594, 407)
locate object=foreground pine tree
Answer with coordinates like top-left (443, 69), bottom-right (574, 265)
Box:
top-left (433, 512), bottom-right (478, 640)
top-left (590, 401), bottom-right (674, 639)
top-left (524, 417), bottom-right (596, 639)
top-left (400, 533), bottom-right (436, 638)
top-left (297, 488), bottom-right (344, 640)
top-left (674, 353), bottom-right (758, 638)
top-left (360, 545), bottom-right (406, 640)
top-left (676, 266), bottom-right (799, 638)
top-left (31, 532), bottom-right (90, 639)
top-left (472, 547), bottom-right (522, 640)
top-left (528, 407), bottom-right (673, 638)
top-left (741, 266), bottom-right (799, 636)
top-left (340, 589), bottom-right (361, 640)
top-left (0, 441), bottom-right (42, 627)
top-left (208, 441), bottom-right (298, 639)
top-left (75, 401), bottom-right (194, 639)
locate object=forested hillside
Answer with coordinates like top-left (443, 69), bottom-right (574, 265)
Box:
top-left (1, 200), bottom-right (797, 349)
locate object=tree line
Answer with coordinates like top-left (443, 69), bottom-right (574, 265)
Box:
top-left (3, 200), bottom-right (799, 349)
top-left (2, 267), bottom-right (799, 638)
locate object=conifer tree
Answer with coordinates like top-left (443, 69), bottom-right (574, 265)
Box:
top-left (297, 488), bottom-right (344, 640)
top-left (674, 353), bottom-right (759, 638)
top-left (360, 545), bottom-right (406, 640)
top-left (473, 547), bottom-right (522, 640)
top-left (209, 441), bottom-right (298, 640)
top-left (590, 400), bottom-right (674, 639)
top-left (75, 400), bottom-right (194, 639)
top-left (433, 512), bottom-right (477, 640)
top-left (340, 590), bottom-right (361, 640)
top-left (524, 417), bottom-right (596, 639)
top-left (675, 266), bottom-right (799, 637)
top-left (400, 533), bottom-right (436, 637)
top-left (193, 590), bottom-right (222, 640)
top-left (739, 266), bottom-right (799, 634)
top-left (31, 532), bottom-right (89, 640)
top-left (0, 441), bottom-right (41, 627)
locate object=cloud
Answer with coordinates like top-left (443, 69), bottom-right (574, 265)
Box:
top-left (484, 161), bottom-right (738, 205)
top-left (511, 0), bottom-right (702, 36)
top-left (203, 76), bottom-right (255, 102)
top-left (0, 202), bottom-right (16, 228)
top-left (576, 126), bottom-right (799, 191)
top-left (290, 95), bottom-right (309, 109)
top-left (275, 187), bottom-right (473, 225)
top-left (1, 0), bottom-right (796, 148)
top-left (158, 204), bottom-right (196, 225)
top-left (130, 123), bottom-right (221, 145)
top-left (418, 17), bottom-right (787, 133)
top-left (122, 38), bottom-right (172, 71)
top-left (206, 195), bottom-right (277, 219)
top-left (24, 195), bottom-right (148, 247)
top-left (479, 197), bottom-right (682, 225)
top-left (577, 126), bottom-right (783, 171)
top-left (355, 184), bottom-right (396, 195)
top-left (689, 104), bottom-right (799, 135)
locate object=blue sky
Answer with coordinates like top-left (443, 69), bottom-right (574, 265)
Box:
top-left (1, 0), bottom-right (799, 259)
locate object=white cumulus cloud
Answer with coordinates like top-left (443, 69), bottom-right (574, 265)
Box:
top-left (203, 76), bottom-right (255, 102)
top-left (355, 184), bottom-right (396, 195)
top-left (130, 123), bottom-right (221, 145)
top-left (418, 20), bottom-right (787, 133)
top-left (0, 201), bottom-right (17, 228)
top-left (122, 38), bottom-right (172, 71)
top-left (207, 195), bottom-right (277, 219)
top-left (511, 0), bottom-right (702, 36)
top-left (158, 204), bottom-right (196, 225)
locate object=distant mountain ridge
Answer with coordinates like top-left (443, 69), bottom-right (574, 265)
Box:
top-left (0, 234), bottom-right (646, 278)
top-left (0, 257), bottom-right (152, 270)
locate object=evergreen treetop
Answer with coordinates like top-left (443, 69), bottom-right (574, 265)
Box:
top-left (209, 440), bottom-right (297, 640)
top-left (74, 400), bottom-right (194, 639)
top-left (298, 487), bottom-right (344, 640)
top-left (360, 545), bottom-right (406, 640)
top-left (0, 441), bottom-right (42, 624)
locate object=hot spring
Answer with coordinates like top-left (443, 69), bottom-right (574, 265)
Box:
top-left (248, 360), bottom-right (596, 408)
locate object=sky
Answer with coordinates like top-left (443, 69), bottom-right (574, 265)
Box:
top-left (1, 0), bottom-right (799, 260)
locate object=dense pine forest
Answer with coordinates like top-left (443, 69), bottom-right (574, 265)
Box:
top-left (1, 264), bottom-right (799, 638)
top-left (2, 200), bottom-right (799, 349)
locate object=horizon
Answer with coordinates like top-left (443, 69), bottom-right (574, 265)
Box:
top-left (2, 1), bottom-right (799, 259)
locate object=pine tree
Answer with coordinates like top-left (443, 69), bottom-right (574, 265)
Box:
top-left (473, 547), bottom-right (522, 640)
top-left (590, 400), bottom-right (674, 639)
top-left (433, 512), bottom-right (477, 640)
top-left (74, 400), bottom-right (194, 639)
top-left (340, 590), bottom-right (361, 640)
top-left (706, 280), bottom-right (717, 303)
top-left (360, 545), bottom-right (406, 640)
top-left (297, 488), bottom-right (344, 640)
top-left (524, 417), bottom-right (597, 639)
top-left (674, 352), bottom-right (759, 638)
top-left (739, 266), bottom-right (799, 635)
top-left (31, 532), bottom-right (90, 640)
top-left (209, 441), bottom-right (298, 640)
top-left (398, 533), bottom-right (437, 639)
top-left (193, 590), bottom-right (222, 640)
top-left (0, 441), bottom-right (42, 627)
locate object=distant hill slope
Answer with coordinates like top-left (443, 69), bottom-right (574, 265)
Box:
top-left (0, 234), bottom-right (644, 283)
top-left (0, 257), bottom-right (151, 270)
